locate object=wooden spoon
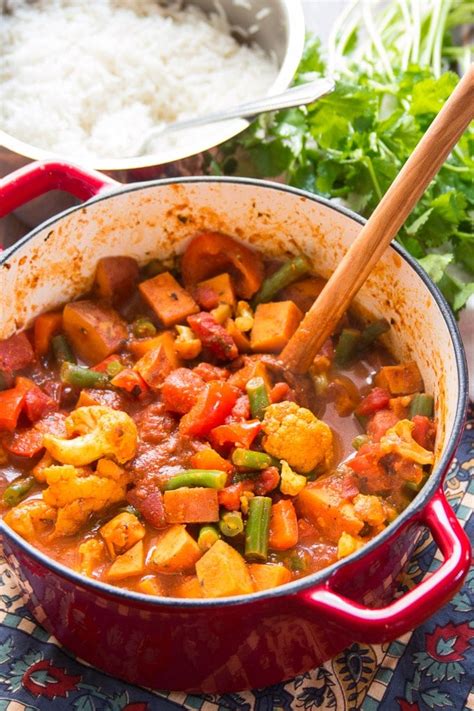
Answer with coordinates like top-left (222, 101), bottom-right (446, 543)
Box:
top-left (281, 64), bottom-right (474, 373)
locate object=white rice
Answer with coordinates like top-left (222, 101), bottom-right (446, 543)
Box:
top-left (0, 0), bottom-right (277, 160)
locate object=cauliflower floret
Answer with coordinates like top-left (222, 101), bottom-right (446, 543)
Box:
top-left (78, 538), bottom-right (106, 577)
top-left (43, 406), bottom-right (138, 467)
top-left (262, 401), bottom-right (333, 474)
top-left (42, 462), bottom-right (129, 537)
top-left (380, 419), bottom-right (434, 466)
top-left (4, 499), bottom-right (57, 541)
top-left (280, 460), bottom-right (307, 496)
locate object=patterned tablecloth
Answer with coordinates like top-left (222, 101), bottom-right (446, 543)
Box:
top-left (0, 405), bottom-right (472, 711)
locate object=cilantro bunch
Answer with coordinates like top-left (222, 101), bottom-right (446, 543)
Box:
top-left (211, 0), bottom-right (473, 313)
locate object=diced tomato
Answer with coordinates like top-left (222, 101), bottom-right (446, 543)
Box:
top-left (18, 377), bottom-right (57, 423)
top-left (0, 385), bottom-right (27, 431)
top-left (162, 368), bottom-right (206, 414)
top-left (110, 368), bottom-right (149, 398)
top-left (356, 387), bottom-right (391, 417)
top-left (0, 332), bottom-right (35, 372)
top-left (227, 394), bottom-right (251, 422)
top-left (192, 362), bottom-right (229, 382)
top-left (255, 466), bottom-right (280, 495)
top-left (127, 488), bottom-right (166, 529)
top-left (187, 312), bottom-right (238, 361)
top-left (35, 412), bottom-right (67, 438)
top-left (412, 415), bottom-right (436, 451)
top-left (179, 381), bottom-right (239, 437)
top-left (210, 420), bottom-right (262, 450)
top-left (3, 427), bottom-right (45, 458)
top-left (218, 482), bottom-right (243, 511)
top-left (367, 409), bottom-right (399, 442)
top-left (92, 354), bottom-right (122, 373)
top-left (270, 382), bottom-right (291, 404)
top-left (348, 443), bottom-right (392, 492)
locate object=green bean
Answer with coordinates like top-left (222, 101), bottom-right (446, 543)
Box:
top-left (253, 255), bottom-right (312, 305)
top-left (132, 317), bottom-right (157, 339)
top-left (352, 434), bottom-right (369, 450)
top-left (143, 259), bottom-right (166, 278)
top-left (334, 328), bottom-right (361, 367)
top-left (354, 412), bottom-right (369, 430)
top-left (244, 495), bottom-right (271, 562)
top-left (219, 511), bottom-right (244, 538)
top-left (3, 476), bottom-right (34, 507)
top-left (198, 525), bottom-right (220, 550)
top-left (164, 469), bottom-right (227, 490)
top-left (52, 334), bottom-right (76, 364)
top-left (232, 470), bottom-right (260, 483)
top-left (231, 449), bottom-right (272, 470)
top-left (246, 377), bottom-right (270, 420)
top-left (358, 319), bottom-right (390, 350)
top-left (409, 393), bottom-right (434, 418)
top-left (60, 362), bottom-right (109, 389)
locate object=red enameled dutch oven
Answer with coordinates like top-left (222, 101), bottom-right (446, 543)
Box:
top-left (0, 161), bottom-right (470, 693)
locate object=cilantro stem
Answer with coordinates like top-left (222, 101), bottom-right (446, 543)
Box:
top-left (362, 0), bottom-right (395, 80)
top-left (410, 0), bottom-right (421, 64)
top-left (364, 157), bottom-right (383, 201)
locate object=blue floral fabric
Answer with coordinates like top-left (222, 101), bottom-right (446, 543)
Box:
top-left (0, 405), bottom-right (472, 711)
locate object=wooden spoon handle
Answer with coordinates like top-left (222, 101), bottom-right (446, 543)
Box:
top-left (281, 64), bottom-right (474, 373)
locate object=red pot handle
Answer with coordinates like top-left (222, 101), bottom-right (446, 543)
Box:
top-left (0, 160), bottom-right (119, 218)
top-left (299, 490), bottom-right (471, 643)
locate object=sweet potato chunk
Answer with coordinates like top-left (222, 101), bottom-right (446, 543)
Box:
top-left (164, 487), bottom-right (219, 524)
top-left (63, 301), bottom-right (127, 365)
top-left (195, 539), bottom-right (253, 597)
top-left (175, 576), bottom-right (202, 598)
top-left (94, 256), bottom-right (139, 303)
top-left (251, 301), bottom-right (303, 353)
top-left (297, 484), bottom-right (364, 544)
top-left (99, 511), bottom-right (145, 558)
top-left (149, 524), bottom-right (202, 573)
top-left (33, 311), bottom-right (63, 356)
top-left (249, 563), bottom-right (292, 591)
top-left (139, 272), bottom-right (198, 327)
top-left (134, 345), bottom-right (175, 390)
top-left (196, 273), bottom-right (236, 309)
top-left (106, 540), bottom-right (145, 581)
top-left (136, 575), bottom-right (165, 596)
top-left (375, 362), bottom-right (424, 395)
top-left (128, 330), bottom-right (181, 365)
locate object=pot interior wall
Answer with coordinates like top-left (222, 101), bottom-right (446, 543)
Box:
top-left (0, 180), bottom-right (459, 467)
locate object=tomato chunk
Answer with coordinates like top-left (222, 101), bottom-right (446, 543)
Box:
top-left (0, 333), bottom-right (35, 373)
top-left (179, 381), bottom-right (239, 437)
top-left (162, 368), bottom-right (206, 414)
top-left (218, 483), bottom-right (243, 511)
top-left (366, 409), bottom-right (399, 442)
top-left (356, 387), bottom-right (391, 416)
top-left (188, 312), bottom-right (238, 361)
top-left (412, 415), bottom-right (436, 451)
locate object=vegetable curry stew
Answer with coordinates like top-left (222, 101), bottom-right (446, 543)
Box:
top-left (0, 232), bottom-right (436, 598)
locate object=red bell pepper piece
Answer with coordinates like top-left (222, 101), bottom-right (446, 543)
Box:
top-left (356, 387), bottom-right (391, 416)
top-left (110, 368), bottom-right (149, 397)
top-left (210, 419), bottom-right (262, 450)
top-left (187, 312), bottom-right (238, 361)
top-left (179, 381), bottom-right (239, 437)
top-left (0, 386), bottom-right (27, 431)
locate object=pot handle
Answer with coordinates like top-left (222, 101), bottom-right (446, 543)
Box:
top-left (298, 490), bottom-right (471, 643)
top-left (0, 160), bottom-right (119, 218)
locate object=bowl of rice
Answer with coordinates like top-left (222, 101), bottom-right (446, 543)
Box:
top-left (0, 0), bottom-right (304, 188)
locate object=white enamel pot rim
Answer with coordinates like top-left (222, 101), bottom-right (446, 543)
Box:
top-left (0, 174), bottom-right (469, 609)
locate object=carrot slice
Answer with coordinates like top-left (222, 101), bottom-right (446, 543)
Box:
top-left (33, 311), bottom-right (63, 357)
top-left (268, 499), bottom-right (299, 550)
top-left (181, 232), bottom-right (264, 299)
